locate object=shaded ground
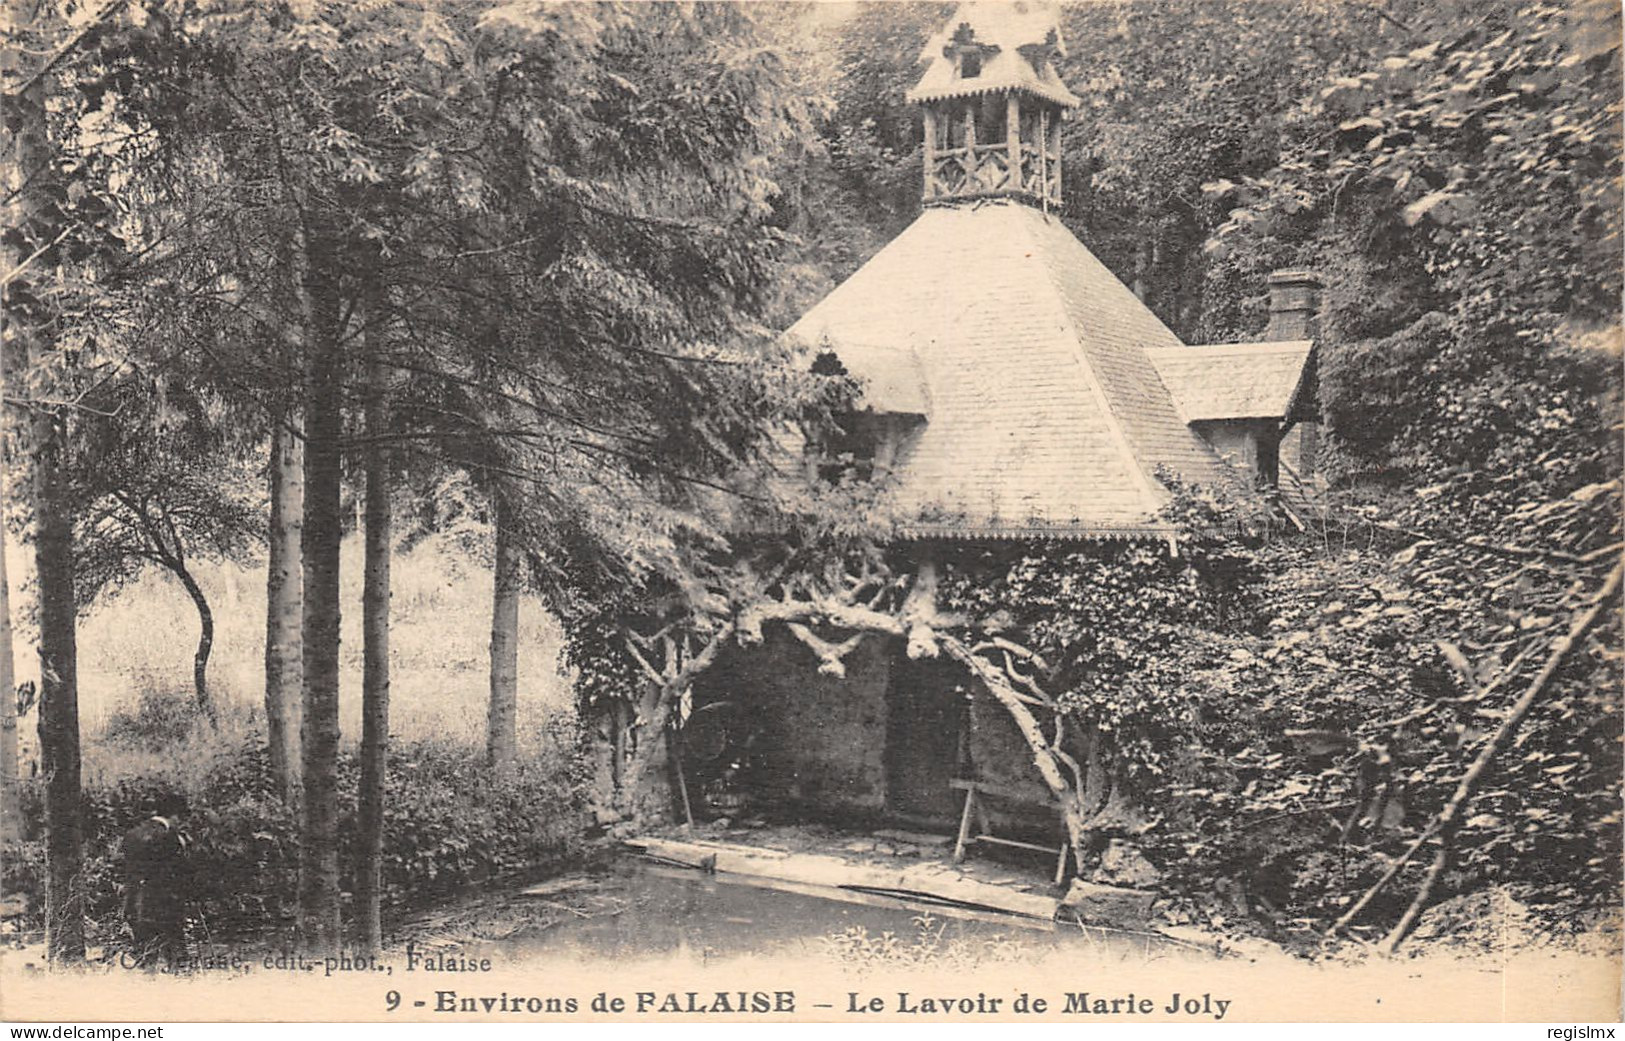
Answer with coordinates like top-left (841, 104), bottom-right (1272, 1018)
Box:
top-left (393, 820), bottom-right (1218, 968)
top-left (391, 822), bottom-right (1622, 969)
top-left (395, 860), bottom-right (1191, 968)
top-left (658, 819), bottom-right (1067, 896)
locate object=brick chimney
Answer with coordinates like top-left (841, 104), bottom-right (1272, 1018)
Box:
top-left (1265, 270), bottom-right (1321, 341)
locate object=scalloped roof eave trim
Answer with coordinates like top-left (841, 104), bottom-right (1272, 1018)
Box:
top-left (905, 81), bottom-right (1080, 108)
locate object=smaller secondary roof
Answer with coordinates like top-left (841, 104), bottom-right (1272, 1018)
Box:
top-left (817, 340), bottom-right (931, 417)
top-left (1146, 341), bottom-right (1316, 422)
top-left (906, 1), bottom-right (1081, 109)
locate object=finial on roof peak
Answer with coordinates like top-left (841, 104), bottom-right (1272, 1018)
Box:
top-left (908, 1), bottom-right (1077, 209)
top-left (907, 2), bottom-right (1078, 109)
top-left (921, 2), bottom-right (1070, 63)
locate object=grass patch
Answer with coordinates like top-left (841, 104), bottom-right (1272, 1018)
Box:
top-left (43, 531), bottom-right (573, 780)
top-left (4, 530), bottom-right (588, 950)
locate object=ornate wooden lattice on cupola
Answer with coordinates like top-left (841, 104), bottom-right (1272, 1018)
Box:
top-left (906, 1), bottom-right (1080, 208)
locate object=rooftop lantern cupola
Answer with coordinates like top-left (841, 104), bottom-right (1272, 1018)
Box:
top-left (906, 2), bottom-right (1080, 209)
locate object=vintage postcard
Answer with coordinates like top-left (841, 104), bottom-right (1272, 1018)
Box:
top-left (2, 0), bottom-right (1620, 1027)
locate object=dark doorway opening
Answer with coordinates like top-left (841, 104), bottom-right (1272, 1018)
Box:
top-left (884, 657), bottom-right (968, 827)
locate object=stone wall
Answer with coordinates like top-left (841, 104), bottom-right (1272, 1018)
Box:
top-left (1281, 420), bottom-right (1319, 478)
top-left (1195, 418), bottom-right (1261, 475)
top-left (965, 687), bottom-right (1052, 801)
top-left (618, 621), bottom-right (1066, 842)
top-left (687, 628), bottom-right (890, 817)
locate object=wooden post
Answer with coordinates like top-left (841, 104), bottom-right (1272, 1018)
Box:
top-left (670, 726), bottom-right (695, 832)
top-left (1048, 109), bottom-right (1063, 204)
top-left (922, 107), bottom-right (938, 200)
top-left (952, 786), bottom-right (977, 863)
top-left (1005, 92), bottom-right (1021, 193)
top-left (1037, 108), bottom-right (1049, 211)
top-left (963, 103), bottom-right (976, 190)
top-left (939, 636), bottom-right (1090, 877)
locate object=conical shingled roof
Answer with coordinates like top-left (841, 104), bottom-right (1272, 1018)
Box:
top-left (787, 200), bottom-right (1229, 540)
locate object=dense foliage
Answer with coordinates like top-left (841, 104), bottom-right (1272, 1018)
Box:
top-left (938, 541), bottom-right (1232, 789)
top-left (1189, 0), bottom-right (1621, 937)
top-left (932, 491), bottom-right (1618, 939)
top-left (1207, 0), bottom-right (1621, 506)
top-left (2, 725), bottom-right (584, 946)
top-left (77, 0), bottom-right (850, 593)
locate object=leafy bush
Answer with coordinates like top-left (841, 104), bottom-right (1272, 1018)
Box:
top-left (1141, 522), bottom-right (1621, 938)
top-left (5, 734), bottom-right (587, 944)
top-left (101, 684), bottom-right (207, 748)
top-left (341, 736), bottom-right (588, 905)
top-left (927, 469), bottom-right (1619, 944)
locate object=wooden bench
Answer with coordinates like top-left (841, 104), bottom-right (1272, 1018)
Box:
top-left (949, 778), bottom-right (1071, 885)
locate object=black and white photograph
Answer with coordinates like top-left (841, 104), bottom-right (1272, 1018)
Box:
top-left (1, 0), bottom-right (1620, 1026)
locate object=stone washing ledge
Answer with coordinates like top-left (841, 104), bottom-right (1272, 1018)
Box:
top-left (620, 834), bottom-right (1063, 923)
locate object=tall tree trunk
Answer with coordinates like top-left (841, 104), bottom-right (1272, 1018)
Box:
top-left (265, 417), bottom-right (304, 802)
top-left (0, 488), bottom-right (18, 843)
top-left (34, 413), bottom-right (85, 961)
top-left (4, 26), bottom-right (84, 964)
top-left (170, 557), bottom-right (214, 713)
top-left (356, 276), bottom-right (390, 956)
top-left (486, 498), bottom-right (520, 770)
top-left (296, 231), bottom-right (344, 955)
